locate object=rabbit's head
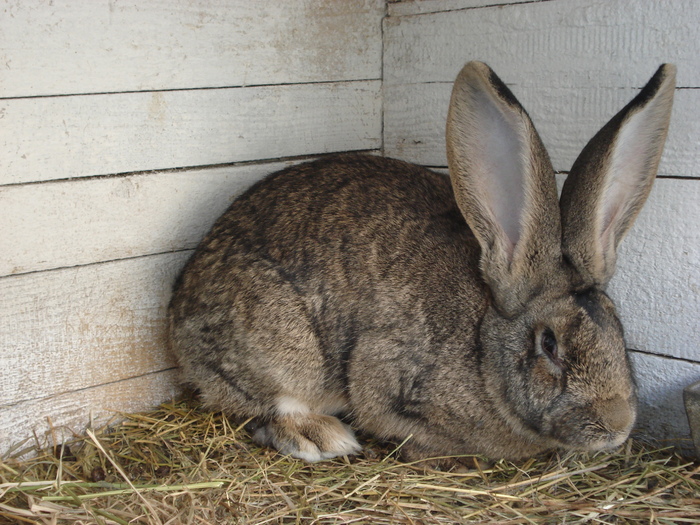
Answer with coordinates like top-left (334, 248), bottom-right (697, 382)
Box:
top-left (446, 62), bottom-right (675, 452)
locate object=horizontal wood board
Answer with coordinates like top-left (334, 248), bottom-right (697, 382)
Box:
top-left (384, 0), bottom-right (700, 87)
top-left (608, 178), bottom-right (700, 363)
top-left (0, 252), bottom-right (189, 408)
top-left (0, 0), bottom-right (383, 98)
top-left (383, 83), bottom-right (697, 175)
top-left (1, 81), bottom-right (382, 186)
top-left (1, 0), bottom-right (386, 454)
top-left (543, 176), bottom-right (700, 364)
top-left (0, 160), bottom-right (304, 277)
top-left (1, 370), bottom-right (179, 458)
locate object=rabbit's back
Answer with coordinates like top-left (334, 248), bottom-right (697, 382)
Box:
top-left (204, 154), bottom-right (471, 281)
top-left (171, 153), bottom-right (482, 340)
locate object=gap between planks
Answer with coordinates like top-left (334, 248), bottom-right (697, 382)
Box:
top-left (629, 348), bottom-right (700, 367)
top-left (0, 149), bottom-right (382, 190)
top-left (0, 249), bottom-right (194, 281)
top-left (387, 0), bottom-right (558, 18)
top-left (0, 77), bottom-right (383, 102)
top-left (0, 367), bottom-right (179, 411)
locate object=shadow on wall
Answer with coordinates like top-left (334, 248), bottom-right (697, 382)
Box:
top-left (630, 352), bottom-right (698, 452)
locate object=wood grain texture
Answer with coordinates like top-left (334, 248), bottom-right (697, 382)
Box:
top-left (1, 370), bottom-right (179, 456)
top-left (0, 252), bottom-right (189, 408)
top-left (0, 0), bottom-right (383, 98)
top-left (384, 0), bottom-right (700, 87)
top-left (0, 0), bottom-right (385, 454)
top-left (0, 160), bottom-right (304, 277)
top-left (383, 83), bottom-right (696, 175)
top-left (0, 81), bottom-right (381, 186)
top-left (609, 179), bottom-right (700, 363)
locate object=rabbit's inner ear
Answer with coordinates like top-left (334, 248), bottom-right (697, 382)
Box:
top-left (464, 85), bottom-right (528, 255)
top-left (447, 61), bottom-right (561, 315)
top-left (447, 62), bottom-right (533, 262)
top-left (601, 89), bottom-right (675, 244)
top-left (560, 64), bottom-right (676, 287)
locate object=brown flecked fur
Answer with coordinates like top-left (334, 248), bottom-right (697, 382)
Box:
top-left (168, 62), bottom-right (676, 463)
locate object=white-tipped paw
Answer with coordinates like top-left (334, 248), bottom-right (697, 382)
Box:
top-left (253, 414), bottom-right (361, 462)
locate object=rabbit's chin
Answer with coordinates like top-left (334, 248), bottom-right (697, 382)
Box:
top-left (556, 430), bottom-right (632, 454)
top-left (585, 433), bottom-right (633, 452)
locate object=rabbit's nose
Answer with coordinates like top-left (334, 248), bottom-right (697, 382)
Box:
top-left (599, 395), bottom-right (635, 434)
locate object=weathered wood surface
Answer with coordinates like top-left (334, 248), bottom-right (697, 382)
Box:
top-left (0, 0), bottom-right (383, 98)
top-left (0, 252), bottom-right (189, 408)
top-left (609, 179), bottom-right (700, 363)
top-left (0, 370), bottom-right (179, 456)
top-left (0, 160), bottom-right (301, 277)
top-left (383, 0), bottom-right (700, 176)
top-left (384, 0), bottom-right (700, 87)
top-left (0, 0), bottom-right (386, 455)
top-left (1, 81), bottom-right (382, 185)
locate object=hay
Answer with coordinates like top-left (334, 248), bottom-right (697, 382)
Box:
top-left (1, 397), bottom-right (699, 524)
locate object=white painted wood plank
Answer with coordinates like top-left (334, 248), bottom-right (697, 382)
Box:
top-left (609, 179), bottom-right (700, 363)
top-left (0, 81), bottom-right (382, 185)
top-left (383, 83), bottom-right (450, 166)
top-left (0, 161), bottom-right (305, 277)
top-left (384, 0), bottom-right (700, 88)
top-left (388, 0), bottom-right (530, 17)
top-left (383, 83), bottom-right (696, 175)
top-left (0, 0), bottom-right (383, 98)
top-left (629, 351), bottom-right (699, 449)
top-left (0, 252), bottom-right (189, 408)
top-left (1, 370), bottom-right (179, 457)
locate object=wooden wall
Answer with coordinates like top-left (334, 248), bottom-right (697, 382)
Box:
top-left (384, 0), bottom-right (700, 446)
top-left (2, 0), bottom-right (698, 453)
top-left (0, 0), bottom-right (383, 452)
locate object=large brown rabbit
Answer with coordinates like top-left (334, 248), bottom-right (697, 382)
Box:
top-left (168, 62), bottom-right (676, 463)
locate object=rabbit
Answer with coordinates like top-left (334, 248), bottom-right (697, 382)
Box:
top-left (168, 61), bottom-right (676, 464)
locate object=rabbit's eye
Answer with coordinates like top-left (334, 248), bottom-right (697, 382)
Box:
top-left (541, 329), bottom-right (559, 362)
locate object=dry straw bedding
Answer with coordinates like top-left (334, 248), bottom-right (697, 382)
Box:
top-left (1, 398), bottom-right (699, 524)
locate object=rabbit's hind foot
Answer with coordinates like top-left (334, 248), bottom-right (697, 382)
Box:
top-left (253, 412), bottom-right (361, 462)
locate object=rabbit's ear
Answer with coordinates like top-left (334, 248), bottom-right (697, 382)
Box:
top-left (560, 65), bottom-right (676, 288)
top-left (446, 61), bottom-right (561, 316)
